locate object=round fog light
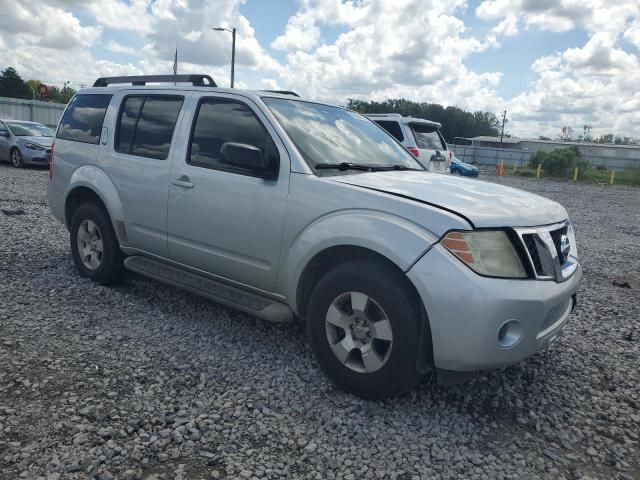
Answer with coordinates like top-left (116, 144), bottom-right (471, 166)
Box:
top-left (497, 319), bottom-right (523, 348)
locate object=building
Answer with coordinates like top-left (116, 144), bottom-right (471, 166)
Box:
top-left (453, 136), bottom-right (640, 170)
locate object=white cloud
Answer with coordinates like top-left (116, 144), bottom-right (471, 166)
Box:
top-left (105, 40), bottom-right (139, 56)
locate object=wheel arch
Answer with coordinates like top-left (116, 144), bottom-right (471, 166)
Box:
top-left (295, 244), bottom-right (434, 373)
top-left (63, 166), bottom-right (126, 241)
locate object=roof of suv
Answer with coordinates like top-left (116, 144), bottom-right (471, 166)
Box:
top-left (79, 74), bottom-right (307, 105)
top-left (365, 113), bottom-right (442, 129)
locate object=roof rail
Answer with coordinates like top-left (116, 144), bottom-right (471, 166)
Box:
top-left (93, 74), bottom-right (217, 87)
top-left (363, 113), bottom-right (403, 117)
top-left (264, 90), bottom-right (300, 97)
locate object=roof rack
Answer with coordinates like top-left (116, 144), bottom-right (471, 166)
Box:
top-left (93, 74), bottom-right (217, 87)
top-left (263, 90), bottom-right (300, 97)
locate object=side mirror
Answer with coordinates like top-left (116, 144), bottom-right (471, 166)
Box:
top-left (220, 142), bottom-right (276, 179)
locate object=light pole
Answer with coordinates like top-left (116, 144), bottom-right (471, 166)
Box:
top-left (212, 26), bottom-right (236, 88)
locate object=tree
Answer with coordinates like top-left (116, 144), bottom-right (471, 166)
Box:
top-left (0, 67), bottom-right (32, 99)
top-left (560, 126), bottom-right (574, 141)
top-left (346, 98), bottom-right (500, 142)
top-left (596, 133), bottom-right (614, 144)
top-left (538, 136), bottom-right (551, 141)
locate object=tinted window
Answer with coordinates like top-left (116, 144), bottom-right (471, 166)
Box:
top-left (264, 98), bottom-right (422, 170)
top-left (57, 94), bottom-right (112, 144)
top-left (189, 98), bottom-right (277, 173)
top-left (410, 124), bottom-right (446, 150)
top-left (115, 96), bottom-right (183, 160)
top-left (131, 97), bottom-right (183, 159)
top-left (375, 120), bottom-right (404, 141)
top-left (116, 96), bottom-right (143, 152)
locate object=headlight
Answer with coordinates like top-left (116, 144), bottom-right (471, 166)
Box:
top-left (24, 142), bottom-right (46, 151)
top-left (441, 230), bottom-right (527, 278)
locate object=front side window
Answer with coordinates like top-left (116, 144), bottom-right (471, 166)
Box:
top-left (188, 98), bottom-right (278, 174)
top-left (410, 123), bottom-right (446, 150)
top-left (57, 94), bottom-right (112, 144)
top-left (116, 95), bottom-right (183, 160)
top-left (263, 98), bottom-right (422, 171)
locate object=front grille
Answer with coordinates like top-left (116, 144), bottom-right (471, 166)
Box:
top-left (522, 233), bottom-right (543, 275)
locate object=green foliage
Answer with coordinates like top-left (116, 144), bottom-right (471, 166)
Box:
top-left (346, 98), bottom-right (500, 143)
top-left (527, 146), bottom-right (587, 177)
top-left (0, 67), bottom-right (32, 99)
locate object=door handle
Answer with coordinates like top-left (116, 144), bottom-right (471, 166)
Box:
top-left (171, 176), bottom-right (194, 188)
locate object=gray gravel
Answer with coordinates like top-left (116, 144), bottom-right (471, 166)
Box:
top-left (1, 163), bottom-right (639, 480)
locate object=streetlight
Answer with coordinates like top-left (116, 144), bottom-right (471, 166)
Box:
top-left (212, 26), bottom-right (236, 88)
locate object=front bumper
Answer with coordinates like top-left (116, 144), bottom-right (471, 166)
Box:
top-left (21, 146), bottom-right (50, 165)
top-left (407, 244), bottom-right (582, 371)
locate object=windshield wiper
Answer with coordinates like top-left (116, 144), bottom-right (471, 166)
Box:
top-left (371, 164), bottom-right (422, 171)
top-left (315, 162), bottom-right (373, 171)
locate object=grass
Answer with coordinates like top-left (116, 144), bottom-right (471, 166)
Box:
top-left (502, 166), bottom-right (640, 186)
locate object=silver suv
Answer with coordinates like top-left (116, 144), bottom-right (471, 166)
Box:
top-left (366, 113), bottom-right (452, 173)
top-left (48, 75), bottom-right (582, 399)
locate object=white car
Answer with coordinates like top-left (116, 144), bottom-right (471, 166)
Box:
top-left (366, 113), bottom-right (451, 173)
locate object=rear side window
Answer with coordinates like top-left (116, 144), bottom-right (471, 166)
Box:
top-left (410, 123), bottom-right (446, 150)
top-left (375, 120), bottom-right (404, 141)
top-left (57, 94), bottom-right (112, 145)
top-left (188, 98), bottom-right (278, 174)
top-left (116, 95), bottom-right (183, 160)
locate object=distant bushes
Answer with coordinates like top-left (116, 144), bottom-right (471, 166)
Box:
top-left (527, 146), bottom-right (590, 177)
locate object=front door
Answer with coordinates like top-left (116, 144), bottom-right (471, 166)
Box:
top-left (167, 94), bottom-right (289, 292)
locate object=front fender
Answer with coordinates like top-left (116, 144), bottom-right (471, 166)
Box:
top-left (65, 165), bottom-right (125, 227)
top-left (279, 209), bottom-right (440, 314)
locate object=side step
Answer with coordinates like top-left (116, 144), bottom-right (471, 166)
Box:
top-left (124, 256), bottom-right (293, 323)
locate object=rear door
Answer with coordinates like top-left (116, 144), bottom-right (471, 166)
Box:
top-left (408, 122), bottom-right (449, 173)
top-left (100, 91), bottom-right (188, 257)
top-left (166, 93), bottom-right (290, 291)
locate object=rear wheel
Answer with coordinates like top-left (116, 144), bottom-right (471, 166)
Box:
top-left (451, 169), bottom-right (461, 175)
top-left (10, 148), bottom-right (23, 168)
top-left (307, 260), bottom-right (425, 399)
top-left (70, 203), bottom-right (124, 285)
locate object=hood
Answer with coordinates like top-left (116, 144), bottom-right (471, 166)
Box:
top-left (18, 136), bottom-right (54, 147)
top-left (326, 171), bottom-right (567, 228)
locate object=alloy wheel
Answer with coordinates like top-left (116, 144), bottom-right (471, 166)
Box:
top-left (324, 291), bottom-right (393, 373)
top-left (77, 219), bottom-right (104, 270)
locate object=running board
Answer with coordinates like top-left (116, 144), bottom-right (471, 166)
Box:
top-left (124, 256), bottom-right (293, 323)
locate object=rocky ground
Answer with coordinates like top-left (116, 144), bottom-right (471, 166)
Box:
top-left (0, 163), bottom-right (638, 480)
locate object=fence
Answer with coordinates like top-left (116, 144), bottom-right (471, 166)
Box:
top-left (0, 96), bottom-right (66, 129)
top-left (450, 144), bottom-right (640, 171)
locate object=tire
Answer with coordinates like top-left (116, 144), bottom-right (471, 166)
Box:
top-left (10, 148), bottom-right (23, 168)
top-left (70, 203), bottom-right (125, 285)
top-left (451, 169), bottom-right (461, 175)
top-left (307, 260), bottom-right (426, 399)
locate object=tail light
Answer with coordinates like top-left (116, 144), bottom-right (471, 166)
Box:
top-left (48, 142), bottom-right (55, 179)
top-left (407, 147), bottom-right (420, 157)
top-left (449, 150), bottom-right (453, 160)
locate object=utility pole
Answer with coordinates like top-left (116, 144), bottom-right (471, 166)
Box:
top-left (212, 26), bottom-right (236, 88)
top-left (499, 110), bottom-right (507, 149)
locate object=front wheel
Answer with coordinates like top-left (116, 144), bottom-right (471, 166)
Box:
top-left (11, 149), bottom-right (23, 168)
top-left (451, 169), bottom-right (461, 175)
top-left (307, 261), bottom-right (426, 399)
top-left (70, 203), bottom-right (124, 285)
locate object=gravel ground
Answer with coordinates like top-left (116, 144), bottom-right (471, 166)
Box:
top-left (1, 163), bottom-right (639, 480)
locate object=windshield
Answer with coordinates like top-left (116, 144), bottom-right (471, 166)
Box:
top-left (6, 122), bottom-right (54, 137)
top-left (410, 123), bottom-right (445, 150)
top-left (263, 98), bottom-right (423, 171)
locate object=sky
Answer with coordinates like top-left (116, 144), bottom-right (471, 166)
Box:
top-left (1, 0), bottom-right (639, 139)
